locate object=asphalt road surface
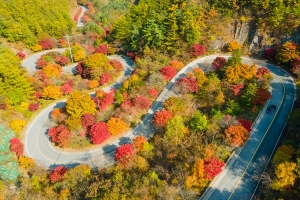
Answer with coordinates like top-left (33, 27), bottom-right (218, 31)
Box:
top-left (200, 62), bottom-right (295, 200)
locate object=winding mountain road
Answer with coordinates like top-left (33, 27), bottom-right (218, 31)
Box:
top-left (22, 51), bottom-right (295, 198)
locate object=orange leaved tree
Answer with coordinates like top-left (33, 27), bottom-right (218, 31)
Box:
top-left (224, 125), bottom-right (249, 147)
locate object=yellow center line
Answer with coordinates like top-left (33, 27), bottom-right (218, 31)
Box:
top-left (228, 74), bottom-right (286, 200)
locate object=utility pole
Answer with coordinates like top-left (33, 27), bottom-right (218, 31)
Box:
top-left (64, 35), bottom-right (74, 63)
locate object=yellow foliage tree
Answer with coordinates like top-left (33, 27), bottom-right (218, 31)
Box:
top-left (18, 156), bottom-right (35, 169)
top-left (59, 189), bottom-right (70, 200)
top-left (42, 64), bottom-right (62, 78)
top-left (272, 145), bottom-right (296, 166)
top-left (66, 91), bottom-right (96, 119)
top-left (106, 117), bottom-right (127, 136)
top-left (193, 68), bottom-right (207, 88)
top-left (169, 60), bottom-right (184, 71)
top-left (65, 116), bottom-right (81, 131)
top-left (271, 162), bottom-right (297, 191)
top-left (89, 80), bottom-right (99, 89)
top-left (19, 102), bottom-right (29, 110)
top-left (185, 159), bottom-right (209, 194)
top-left (227, 41), bottom-right (242, 52)
top-left (83, 53), bottom-right (109, 69)
top-left (42, 85), bottom-right (61, 100)
top-left (10, 119), bottom-right (26, 133)
top-left (224, 63), bottom-right (257, 83)
top-left (73, 50), bottom-right (86, 62)
top-left (30, 44), bottom-right (42, 52)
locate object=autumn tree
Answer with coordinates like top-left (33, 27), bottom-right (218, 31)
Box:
top-left (106, 117), bottom-right (127, 136)
top-left (132, 136), bottom-right (147, 152)
top-left (89, 122), bottom-right (111, 144)
top-left (224, 125), bottom-right (249, 147)
top-left (193, 68), bottom-right (208, 88)
top-left (42, 85), bottom-right (61, 100)
top-left (163, 96), bottom-right (184, 115)
top-left (165, 115), bottom-right (187, 145)
top-left (212, 57), bottom-right (227, 70)
top-left (276, 41), bottom-right (299, 64)
top-left (99, 73), bottom-right (111, 85)
top-left (160, 66), bottom-right (177, 81)
top-left (66, 91), bottom-right (96, 119)
top-left (48, 125), bottom-right (73, 147)
top-left (272, 145), bottom-right (296, 166)
top-left (81, 113), bottom-right (95, 130)
top-left (153, 110), bottom-right (173, 128)
top-left (226, 49), bottom-right (242, 67)
top-left (49, 166), bottom-right (68, 183)
top-left (190, 111), bottom-right (208, 131)
top-left (9, 138), bottom-right (24, 157)
top-left (238, 118), bottom-right (253, 132)
top-left (169, 60), bottom-right (184, 71)
top-left (42, 64), bottom-right (62, 78)
top-left (83, 53), bottom-right (109, 69)
top-left (252, 88), bottom-right (271, 105)
top-left (185, 159), bottom-right (209, 194)
top-left (204, 156), bottom-right (225, 180)
top-left (225, 63), bottom-right (257, 83)
top-left (263, 48), bottom-right (277, 61)
top-left (191, 44), bottom-right (206, 57)
top-left (60, 84), bottom-right (72, 95)
top-left (227, 41), bottom-right (242, 52)
top-left (9, 119), bottom-right (26, 133)
top-left (177, 77), bottom-right (199, 93)
top-left (132, 96), bottom-right (151, 110)
top-left (230, 84), bottom-right (244, 96)
top-left (114, 144), bottom-right (135, 166)
top-left (271, 162), bottom-right (297, 191)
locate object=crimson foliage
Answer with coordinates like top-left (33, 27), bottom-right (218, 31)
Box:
top-left (256, 67), bottom-right (270, 76)
top-left (230, 84), bottom-right (244, 96)
top-left (49, 166), bottom-right (67, 183)
top-left (133, 96), bottom-right (151, 110)
top-left (60, 84), bottom-right (72, 95)
top-left (212, 57), bottom-right (227, 70)
top-left (28, 102), bottom-right (40, 111)
top-left (191, 44), bottom-right (206, 57)
top-left (95, 44), bottom-right (108, 54)
top-left (16, 52), bottom-right (25, 59)
top-left (263, 48), bottom-right (277, 61)
top-left (89, 122), bottom-right (110, 144)
top-left (160, 66), bottom-right (177, 81)
top-left (204, 156), bottom-right (225, 180)
top-left (178, 77), bottom-right (199, 93)
top-left (37, 59), bottom-right (47, 69)
top-left (38, 38), bottom-right (54, 50)
top-left (9, 138), bottom-right (24, 157)
top-left (238, 118), bottom-right (253, 132)
top-left (114, 144), bottom-right (135, 161)
top-left (149, 88), bottom-right (158, 97)
top-left (99, 73), bottom-right (111, 85)
top-left (81, 113), bottom-right (95, 129)
top-left (253, 88), bottom-right (271, 105)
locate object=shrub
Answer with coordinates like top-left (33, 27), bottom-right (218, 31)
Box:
top-left (16, 52), bottom-right (25, 59)
top-left (95, 44), bottom-right (108, 54)
top-left (30, 44), bottom-right (42, 52)
top-left (227, 41), bottom-right (242, 52)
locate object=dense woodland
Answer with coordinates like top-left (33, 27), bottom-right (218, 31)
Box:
top-left (0, 0), bottom-right (300, 199)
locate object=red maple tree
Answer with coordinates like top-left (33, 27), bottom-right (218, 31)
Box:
top-left (263, 48), bottom-right (277, 61)
top-left (204, 156), bottom-right (225, 180)
top-left (16, 52), bottom-right (25, 59)
top-left (28, 102), bottom-right (40, 111)
top-left (160, 66), bottom-right (177, 81)
top-left (114, 144), bottom-right (135, 164)
top-left (9, 138), bottom-right (24, 157)
top-left (95, 44), bottom-right (108, 54)
top-left (49, 166), bottom-right (67, 183)
top-left (89, 122), bottom-right (110, 144)
top-left (153, 110), bottom-right (173, 128)
top-left (230, 84), bottom-right (244, 96)
top-left (81, 113), bottom-right (95, 129)
top-left (238, 118), bottom-right (253, 132)
top-left (99, 73), bottom-right (111, 85)
top-left (132, 96), bottom-right (151, 110)
top-left (253, 88), bottom-right (271, 105)
top-left (178, 77), bottom-right (199, 93)
top-left (60, 84), bottom-right (72, 95)
top-left (212, 57), bottom-right (227, 70)
top-left (38, 38), bottom-right (54, 50)
top-left (191, 44), bottom-right (206, 57)
top-left (149, 88), bottom-right (159, 97)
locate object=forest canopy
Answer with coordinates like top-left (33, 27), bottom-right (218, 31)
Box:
top-left (0, 0), bottom-right (74, 46)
